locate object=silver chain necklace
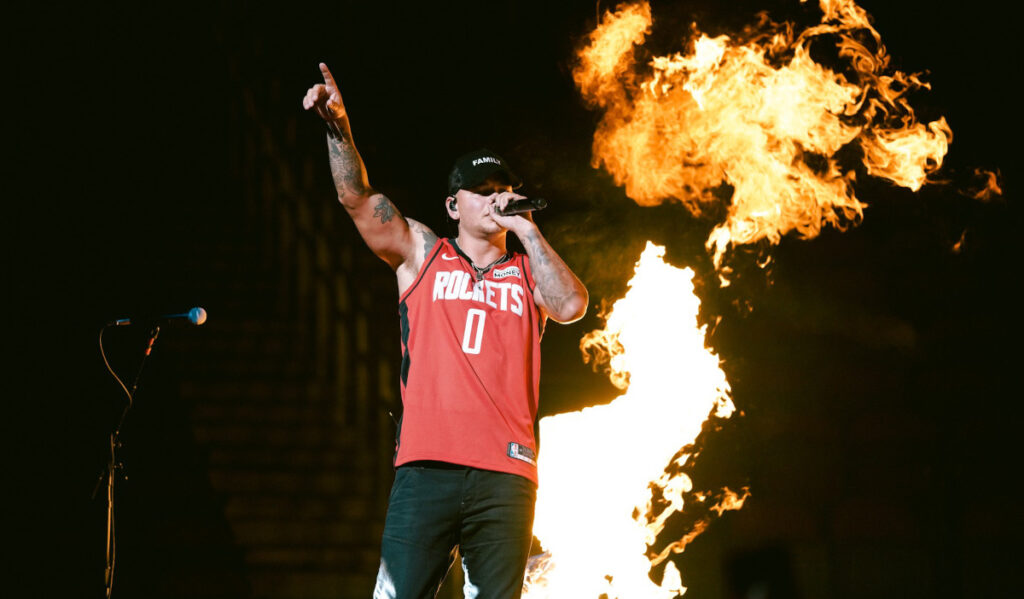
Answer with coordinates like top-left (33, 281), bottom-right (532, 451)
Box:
top-left (452, 240), bottom-right (508, 281)
top-left (469, 254), bottom-right (508, 281)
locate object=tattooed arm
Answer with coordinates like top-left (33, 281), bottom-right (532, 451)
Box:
top-left (517, 225), bottom-right (588, 323)
top-left (302, 63), bottom-right (436, 282)
top-left (487, 196), bottom-right (587, 323)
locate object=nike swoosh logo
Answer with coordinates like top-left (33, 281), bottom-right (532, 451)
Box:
top-left (441, 253), bottom-right (459, 260)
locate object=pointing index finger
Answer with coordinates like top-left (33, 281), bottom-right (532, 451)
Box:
top-left (319, 62), bottom-right (338, 90)
top-left (317, 62), bottom-right (337, 88)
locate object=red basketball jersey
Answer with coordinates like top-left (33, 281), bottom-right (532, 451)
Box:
top-left (395, 238), bottom-right (544, 483)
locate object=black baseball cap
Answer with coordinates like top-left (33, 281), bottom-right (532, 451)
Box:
top-left (447, 148), bottom-right (523, 195)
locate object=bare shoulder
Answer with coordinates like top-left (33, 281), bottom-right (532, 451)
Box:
top-left (396, 218), bottom-right (440, 292)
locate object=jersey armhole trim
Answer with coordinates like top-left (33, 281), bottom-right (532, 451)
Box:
top-left (520, 253), bottom-right (536, 295)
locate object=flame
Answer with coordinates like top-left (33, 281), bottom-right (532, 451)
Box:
top-left (525, 243), bottom-right (743, 598)
top-left (574, 0), bottom-right (952, 269)
top-left (969, 167), bottom-right (1003, 201)
top-left (524, 1), bottom-right (961, 593)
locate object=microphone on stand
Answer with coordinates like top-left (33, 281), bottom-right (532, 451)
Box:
top-left (108, 307), bottom-right (207, 327)
top-left (496, 197), bottom-right (548, 216)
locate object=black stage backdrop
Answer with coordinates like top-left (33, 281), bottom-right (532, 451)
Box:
top-left (10, 1), bottom-right (1018, 598)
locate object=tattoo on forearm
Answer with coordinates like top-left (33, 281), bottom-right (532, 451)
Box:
top-left (326, 125), bottom-right (369, 198)
top-left (373, 195), bottom-right (398, 224)
top-left (523, 231), bottom-right (579, 315)
top-left (325, 119), bottom-right (345, 141)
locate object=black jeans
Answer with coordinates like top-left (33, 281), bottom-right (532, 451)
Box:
top-left (373, 463), bottom-right (537, 599)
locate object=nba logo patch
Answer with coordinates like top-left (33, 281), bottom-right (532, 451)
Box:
top-left (507, 442), bottom-right (536, 465)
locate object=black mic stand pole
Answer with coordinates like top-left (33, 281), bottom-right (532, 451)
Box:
top-left (99, 324), bottom-right (161, 599)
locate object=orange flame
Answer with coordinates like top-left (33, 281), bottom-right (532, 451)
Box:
top-left (525, 243), bottom-right (744, 598)
top-left (969, 168), bottom-right (1003, 201)
top-left (574, 0), bottom-right (952, 270)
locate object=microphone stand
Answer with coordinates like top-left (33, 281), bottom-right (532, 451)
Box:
top-left (96, 324), bottom-right (161, 599)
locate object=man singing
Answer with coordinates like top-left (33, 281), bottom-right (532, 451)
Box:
top-left (303, 62), bottom-right (587, 598)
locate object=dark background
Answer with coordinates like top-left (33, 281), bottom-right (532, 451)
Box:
top-left (10, 0), bottom-right (1018, 597)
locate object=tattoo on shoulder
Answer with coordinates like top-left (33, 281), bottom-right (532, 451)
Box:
top-left (409, 221), bottom-right (439, 257)
top-left (422, 230), bottom-right (438, 257)
top-left (373, 195), bottom-right (399, 224)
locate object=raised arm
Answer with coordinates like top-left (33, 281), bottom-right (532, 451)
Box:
top-left (302, 63), bottom-right (435, 276)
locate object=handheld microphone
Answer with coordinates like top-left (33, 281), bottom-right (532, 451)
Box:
top-left (109, 307), bottom-right (208, 327)
top-left (496, 197), bottom-right (548, 216)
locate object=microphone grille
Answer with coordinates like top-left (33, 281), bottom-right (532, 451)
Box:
top-left (189, 307), bottom-right (208, 326)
